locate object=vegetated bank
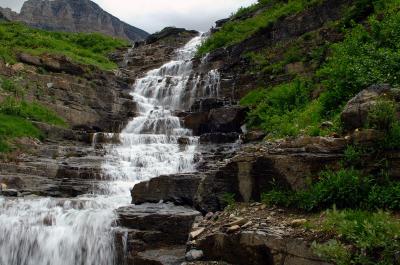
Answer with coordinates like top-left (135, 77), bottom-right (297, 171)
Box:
top-left (0, 21), bottom-right (129, 154)
top-left (189, 1), bottom-right (400, 264)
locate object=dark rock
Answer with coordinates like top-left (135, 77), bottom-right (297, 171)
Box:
top-left (341, 84), bottom-right (392, 131)
top-left (207, 106), bottom-right (247, 133)
top-left (0, 189), bottom-right (19, 197)
top-left (8, 0), bottom-right (148, 41)
top-left (199, 133), bottom-right (240, 144)
top-left (195, 138), bottom-right (346, 212)
top-left (146, 27), bottom-right (198, 44)
top-left (18, 53), bottom-right (85, 75)
top-left (242, 130), bottom-right (266, 143)
top-left (131, 174), bottom-right (202, 206)
top-left (184, 106), bottom-right (247, 136)
top-left (190, 98), bottom-right (228, 113)
top-left (117, 203), bottom-right (200, 245)
top-left (133, 246), bottom-right (186, 265)
top-left (193, 232), bottom-right (332, 265)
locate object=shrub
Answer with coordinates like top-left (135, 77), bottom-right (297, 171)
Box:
top-left (240, 80), bottom-right (324, 137)
top-left (318, 11), bottom-right (400, 115)
top-left (314, 209), bottom-right (400, 265)
top-left (299, 169), bottom-right (373, 211)
top-left (343, 145), bottom-right (365, 167)
top-left (367, 99), bottom-right (397, 132)
top-left (221, 192), bottom-right (236, 210)
top-left (367, 183), bottom-right (400, 211)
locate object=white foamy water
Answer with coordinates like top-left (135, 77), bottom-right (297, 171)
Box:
top-left (0, 35), bottom-right (220, 265)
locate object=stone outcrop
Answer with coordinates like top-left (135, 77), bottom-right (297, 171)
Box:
top-left (183, 105), bottom-right (247, 136)
top-left (112, 27), bottom-right (199, 80)
top-left (186, 203), bottom-right (333, 265)
top-left (189, 0), bottom-right (355, 100)
top-left (132, 173), bottom-right (203, 206)
top-left (341, 84), bottom-right (399, 131)
top-left (0, 0), bottom-right (149, 41)
top-left (116, 203), bottom-right (200, 265)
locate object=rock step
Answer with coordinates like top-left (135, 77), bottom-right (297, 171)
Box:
top-left (131, 173), bottom-right (203, 206)
top-left (116, 203), bottom-right (200, 265)
top-left (0, 173), bottom-right (101, 197)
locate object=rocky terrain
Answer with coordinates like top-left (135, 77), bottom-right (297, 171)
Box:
top-left (0, 0), bottom-right (149, 41)
top-left (1, 0), bottom-right (400, 264)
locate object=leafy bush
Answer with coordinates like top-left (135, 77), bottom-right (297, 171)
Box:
top-left (0, 22), bottom-right (128, 70)
top-left (367, 183), bottom-right (400, 210)
top-left (367, 99), bottom-right (397, 131)
top-left (313, 209), bottom-right (400, 265)
top-left (241, 80), bottom-right (339, 138)
top-left (221, 192), bottom-right (236, 210)
top-left (297, 169), bottom-right (374, 211)
top-left (318, 11), bottom-right (400, 115)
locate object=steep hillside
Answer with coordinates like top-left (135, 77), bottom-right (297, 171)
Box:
top-left (195, 0), bottom-right (400, 139)
top-left (0, 0), bottom-right (149, 42)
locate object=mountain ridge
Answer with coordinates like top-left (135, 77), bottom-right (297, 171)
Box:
top-left (0, 0), bottom-right (149, 41)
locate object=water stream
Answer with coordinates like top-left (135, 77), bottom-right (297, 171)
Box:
top-left (0, 35), bottom-right (220, 265)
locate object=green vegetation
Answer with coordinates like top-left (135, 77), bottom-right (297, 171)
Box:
top-left (221, 192), bottom-right (237, 210)
top-left (0, 77), bottom-right (66, 152)
top-left (240, 80), bottom-right (337, 137)
top-left (313, 209), bottom-right (400, 265)
top-left (231, 0), bottom-right (400, 139)
top-left (318, 10), bottom-right (400, 115)
top-left (197, 0), bottom-right (322, 56)
top-left (0, 22), bottom-right (128, 70)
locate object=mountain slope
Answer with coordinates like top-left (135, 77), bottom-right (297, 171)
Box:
top-left (0, 0), bottom-right (149, 42)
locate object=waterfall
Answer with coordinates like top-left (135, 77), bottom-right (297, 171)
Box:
top-left (0, 35), bottom-right (220, 265)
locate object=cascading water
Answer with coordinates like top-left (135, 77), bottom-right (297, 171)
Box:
top-left (0, 35), bottom-right (220, 265)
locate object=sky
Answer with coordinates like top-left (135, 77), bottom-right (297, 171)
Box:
top-left (0, 0), bottom-right (257, 33)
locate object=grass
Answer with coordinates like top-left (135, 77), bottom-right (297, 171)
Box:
top-left (0, 77), bottom-right (66, 152)
top-left (0, 114), bottom-right (43, 153)
top-left (197, 0), bottom-right (322, 56)
top-left (313, 209), bottom-right (400, 265)
top-left (0, 22), bottom-right (128, 70)
top-left (234, 0), bottom-right (400, 139)
top-left (240, 80), bottom-right (339, 138)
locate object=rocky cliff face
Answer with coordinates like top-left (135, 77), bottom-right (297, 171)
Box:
top-left (0, 0), bottom-right (149, 41)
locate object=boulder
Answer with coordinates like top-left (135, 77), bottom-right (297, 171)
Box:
top-left (193, 232), bottom-right (332, 265)
top-left (131, 174), bottom-right (202, 206)
top-left (199, 133), bottom-right (240, 144)
top-left (341, 84), bottom-right (392, 131)
top-left (117, 203), bottom-right (200, 245)
top-left (184, 105), bottom-right (247, 136)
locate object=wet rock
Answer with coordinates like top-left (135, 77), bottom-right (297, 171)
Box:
top-left (341, 84), bottom-right (392, 132)
top-left (132, 174), bottom-right (202, 206)
top-left (117, 203), bottom-right (200, 245)
top-left (132, 246), bottom-right (186, 265)
top-left (186, 249), bottom-right (204, 262)
top-left (190, 98), bottom-right (228, 113)
top-left (184, 106), bottom-right (247, 136)
top-left (0, 189), bottom-right (19, 197)
top-left (199, 133), bottom-right (239, 144)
